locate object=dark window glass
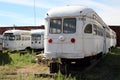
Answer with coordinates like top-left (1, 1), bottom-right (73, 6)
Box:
top-left (63, 18), bottom-right (76, 33)
top-left (15, 35), bottom-right (21, 40)
top-left (31, 34), bottom-right (41, 40)
top-left (4, 33), bottom-right (15, 41)
top-left (84, 24), bottom-right (92, 33)
top-left (49, 19), bottom-right (62, 34)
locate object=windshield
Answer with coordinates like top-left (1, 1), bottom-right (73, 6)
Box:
top-left (49, 19), bottom-right (62, 34)
top-left (49, 18), bottom-right (76, 34)
top-left (63, 18), bottom-right (76, 33)
top-left (4, 33), bottom-right (15, 41)
top-left (31, 34), bottom-right (41, 40)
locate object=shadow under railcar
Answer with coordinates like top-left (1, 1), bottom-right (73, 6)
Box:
top-left (0, 53), bottom-right (12, 65)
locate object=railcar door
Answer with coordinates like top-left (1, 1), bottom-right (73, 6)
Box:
top-left (83, 23), bottom-right (95, 57)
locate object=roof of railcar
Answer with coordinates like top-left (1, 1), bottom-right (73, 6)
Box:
top-left (3, 30), bottom-right (30, 35)
top-left (45, 6), bottom-right (94, 18)
top-left (45, 6), bottom-right (109, 29)
top-left (31, 29), bottom-right (45, 34)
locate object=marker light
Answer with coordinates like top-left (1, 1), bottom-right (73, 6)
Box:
top-left (71, 38), bottom-right (75, 43)
top-left (80, 11), bottom-right (82, 13)
top-left (48, 38), bottom-right (52, 43)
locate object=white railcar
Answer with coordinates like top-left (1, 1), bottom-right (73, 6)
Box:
top-left (31, 29), bottom-right (45, 50)
top-left (44, 6), bottom-right (116, 73)
top-left (3, 30), bottom-right (31, 51)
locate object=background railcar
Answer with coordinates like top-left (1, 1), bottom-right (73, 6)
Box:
top-left (3, 30), bottom-right (31, 51)
top-left (31, 29), bottom-right (45, 50)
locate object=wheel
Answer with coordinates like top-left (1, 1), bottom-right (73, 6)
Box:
top-left (60, 64), bottom-right (69, 74)
top-left (50, 62), bottom-right (60, 73)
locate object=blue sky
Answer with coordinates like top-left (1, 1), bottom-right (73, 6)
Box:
top-left (0, 0), bottom-right (120, 27)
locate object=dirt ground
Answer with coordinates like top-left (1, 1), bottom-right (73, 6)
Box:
top-left (17, 63), bottom-right (50, 77)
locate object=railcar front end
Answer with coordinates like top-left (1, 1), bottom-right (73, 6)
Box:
top-left (44, 17), bottom-right (84, 59)
top-left (31, 29), bottom-right (45, 50)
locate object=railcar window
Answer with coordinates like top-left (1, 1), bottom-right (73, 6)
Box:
top-left (4, 36), bottom-right (9, 40)
top-left (50, 19), bottom-right (62, 34)
top-left (9, 35), bottom-right (15, 41)
top-left (31, 35), bottom-right (35, 40)
top-left (84, 24), bottom-right (92, 33)
top-left (93, 24), bottom-right (97, 35)
top-left (22, 37), bottom-right (24, 40)
top-left (63, 18), bottom-right (76, 33)
top-left (28, 37), bottom-right (30, 40)
top-left (4, 33), bottom-right (15, 41)
top-left (97, 27), bottom-right (103, 36)
top-left (106, 32), bottom-right (110, 38)
top-left (32, 34), bottom-right (41, 40)
top-left (15, 35), bottom-right (21, 40)
top-left (26, 37), bottom-right (30, 40)
top-left (37, 35), bottom-right (41, 40)
top-left (93, 24), bottom-right (104, 36)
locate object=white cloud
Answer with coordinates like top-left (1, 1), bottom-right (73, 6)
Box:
top-left (0, 0), bottom-right (34, 7)
top-left (0, 10), bottom-right (39, 26)
top-left (0, 0), bottom-right (54, 9)
top-left (0, 11), bottom-right (23, 19)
